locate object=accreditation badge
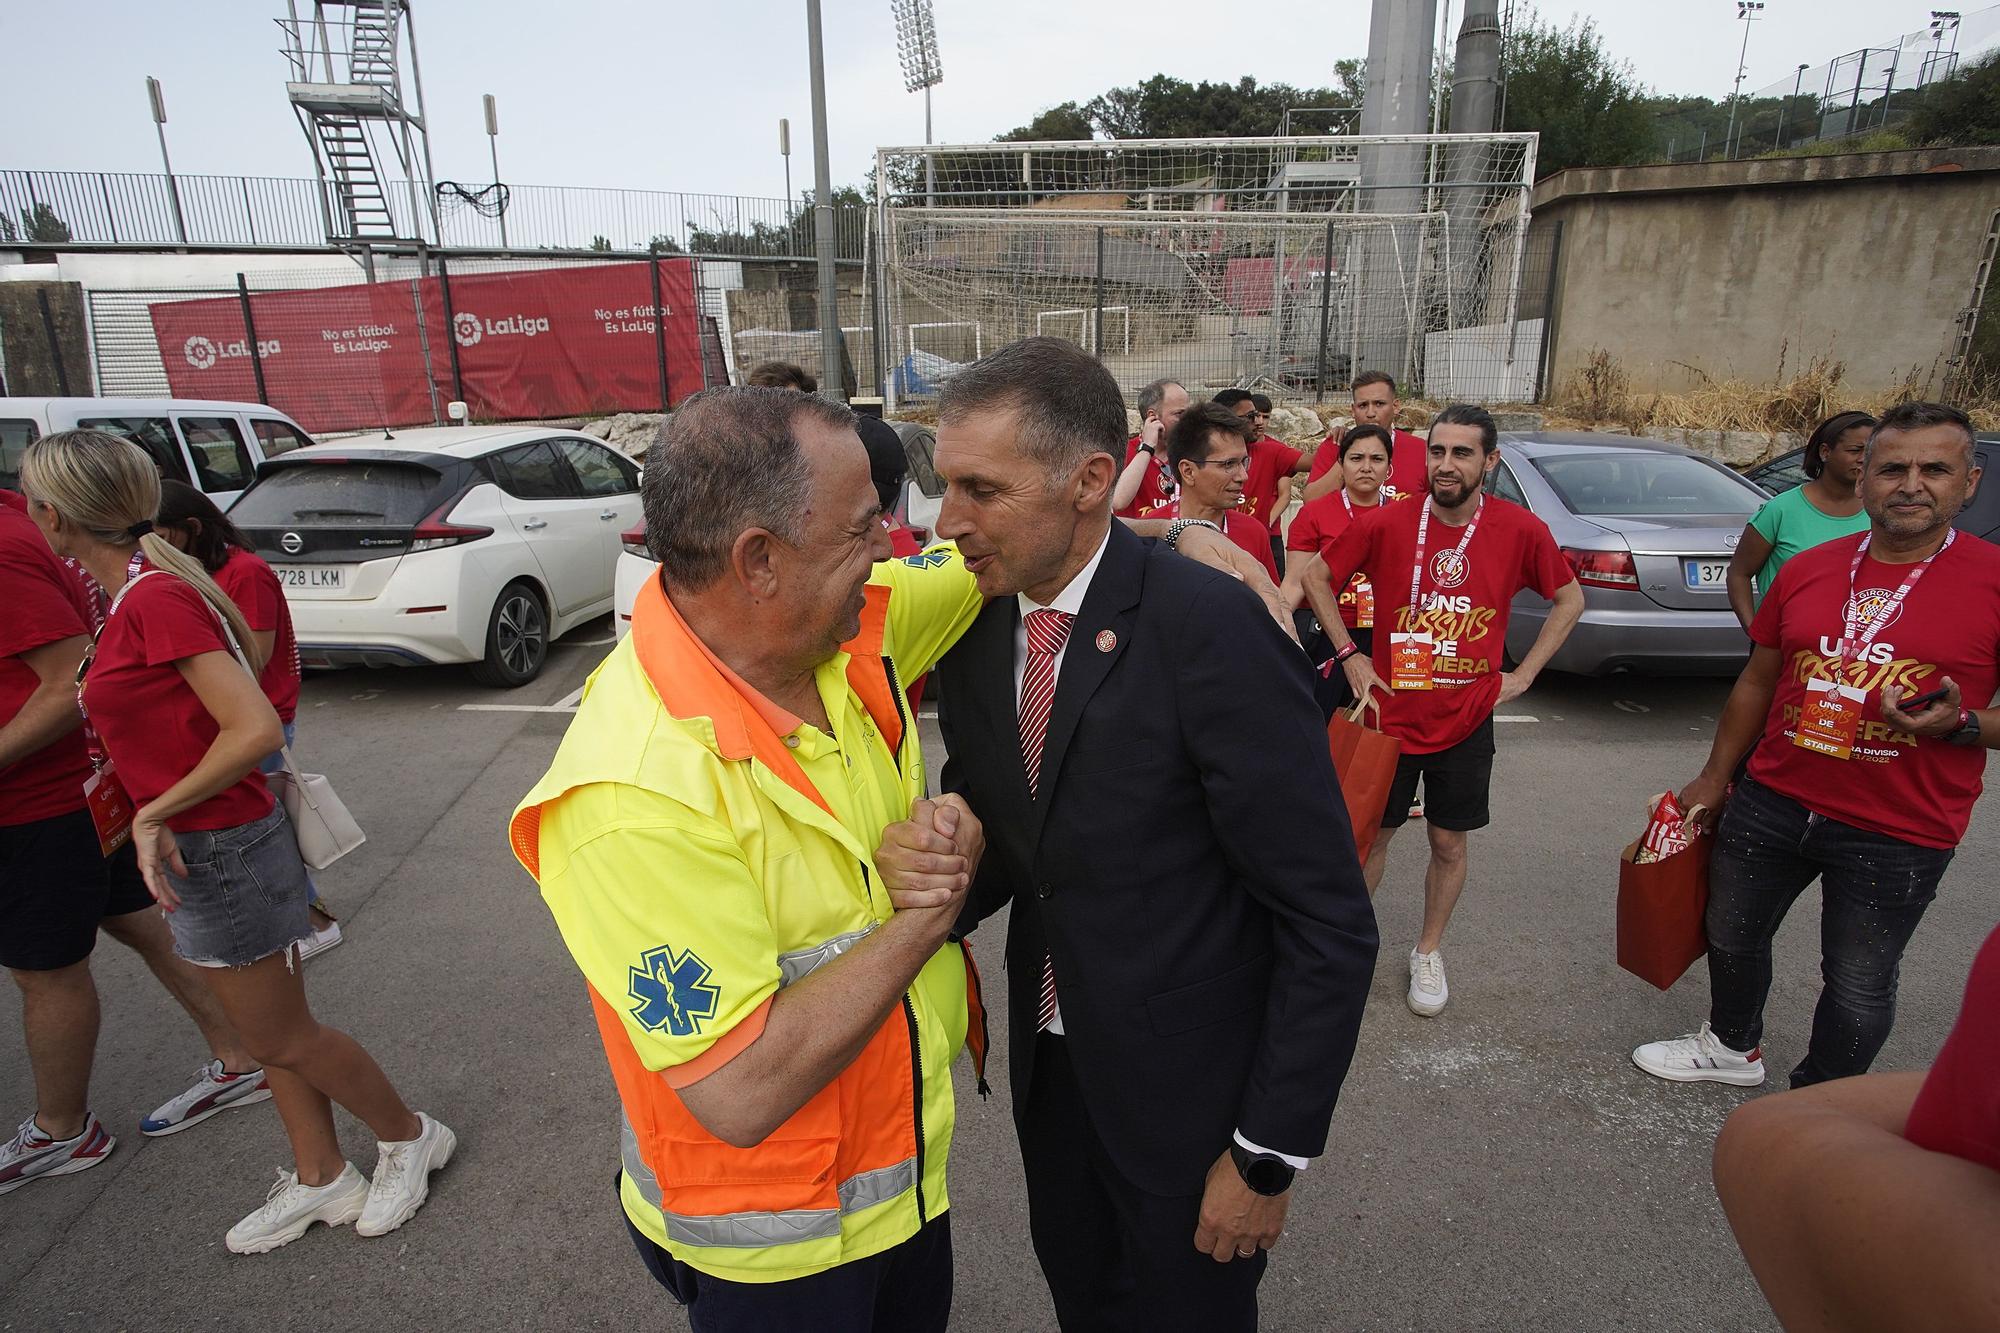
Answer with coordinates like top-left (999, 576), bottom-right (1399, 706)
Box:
top-left (1354, 579), bottom-right (1375, 630)
top-left (83, 763), bottom-right (135, 857)
top-left (1794, 675), bottom-right (1866, 760)
top-left (1389, 632), bottom-right (1435, 690)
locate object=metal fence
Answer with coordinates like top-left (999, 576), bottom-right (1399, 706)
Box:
top-left (0, 169), bottom-right (869, 261)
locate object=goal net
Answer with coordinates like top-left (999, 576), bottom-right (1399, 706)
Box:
top-left (871, 134), bottom-right (1538, 407)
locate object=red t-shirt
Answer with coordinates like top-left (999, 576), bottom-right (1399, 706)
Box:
top-left (1287, 490), bottom-right (1388, 629)
top-left (0, 488), bottom-right (26, 512)
top-left (885, 517), bottom-right (923, 559)
top-left (1323, 494), bottom-right (1574, 754)
top-left (1745, 533), bottom-right (2000, 849)
top-left (0, 504), bottom-right (96, 825)
top-left (1242, 437), bottom-right (1304, 529)
top-left (1138, 502), bottom-right (1279, 583)
top-left (1904, 923), bottom-right (2000, 1174)
top-left (1116, 435), bottom-right (1176, 519)
top-left (214, 546), bottom-right (302, 725)
top-left (83, 571), bottom-right (274, 833)
top-left (1308, 426), bottom-right (1430, 502)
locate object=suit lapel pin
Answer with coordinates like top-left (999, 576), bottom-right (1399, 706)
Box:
top-left (1095, 629), bottom-right (1117, 653)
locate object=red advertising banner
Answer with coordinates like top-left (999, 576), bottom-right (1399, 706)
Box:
top-left (148, 260), bottom-right (701, 434)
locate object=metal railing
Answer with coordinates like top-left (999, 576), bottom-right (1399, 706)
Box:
top-left (0, 169), bottom-right (868, 261)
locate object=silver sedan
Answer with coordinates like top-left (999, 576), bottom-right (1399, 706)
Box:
top-left (1489, 433), bottom-right (1768, 676)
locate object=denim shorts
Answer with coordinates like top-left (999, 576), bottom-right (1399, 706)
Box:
top-left (165, 803), bottom-right (312, 968)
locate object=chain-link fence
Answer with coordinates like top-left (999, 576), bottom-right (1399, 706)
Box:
top-left (872, 134), bottom-right (1545, 408)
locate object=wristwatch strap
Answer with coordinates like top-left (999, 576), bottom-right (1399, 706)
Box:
top-left (1164, 517), bottom-right (1222, 551)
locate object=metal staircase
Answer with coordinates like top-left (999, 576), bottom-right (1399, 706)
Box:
top-left (279, 0), bottom-right (438, 247)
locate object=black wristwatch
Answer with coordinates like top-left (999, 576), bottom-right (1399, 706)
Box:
top-left (1229, 1141), bottom-right (1296, 1197)
top-left (1137, 442), bottom-right (1156, 455)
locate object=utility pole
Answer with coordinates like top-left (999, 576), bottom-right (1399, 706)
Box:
top-left (806, 0), bottom-right (844, 401)
top-left (146, 77), bottom-right (188, 245)
top-left (484, 94), bottom-right (507, 248)
top-left (780, 117), bottom-right (793, 206)
top-left (1725, 1), bottom-right (1765, 160)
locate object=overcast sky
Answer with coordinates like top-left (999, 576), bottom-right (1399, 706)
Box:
top-left (0, 0), bottom-right (1978, 201)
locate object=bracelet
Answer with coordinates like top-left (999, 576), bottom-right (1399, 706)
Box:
top-left (1333, 641), bottom-right (1360, 663)
top-left (1949, 707), bottom-right (1983, 746)
top-left (1163, 517), bottom-right (1222, 552)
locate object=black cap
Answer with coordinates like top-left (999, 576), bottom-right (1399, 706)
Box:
top-left (856, 416), bottom-right (909, 511)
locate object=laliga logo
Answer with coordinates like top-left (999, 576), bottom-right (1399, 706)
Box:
top-left (1430, 548), bottom-right (1471, 590)
top-left (1844, 587), bottom-right (1904, 636)
top-left (454, 310), bottom-right (551, 347)
top-left (184, 333), bottom-right (279, 369)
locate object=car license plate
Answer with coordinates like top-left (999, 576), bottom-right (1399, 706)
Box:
top-left (272, 565), bottom-right (347, 591)
top-left (1683, 559), bottom-right (1730, 590)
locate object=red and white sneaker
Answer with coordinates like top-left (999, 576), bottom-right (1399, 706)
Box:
top-left (1631, 1022), bottom-right (1766, 1086)
top-left (140, 1060), bottom-right (272, 1137)
top-left (0, 1113), bottom-right (116, 1195)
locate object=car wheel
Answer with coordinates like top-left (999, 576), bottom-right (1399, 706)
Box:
top-left (470, 580), bottom-right (548, 688)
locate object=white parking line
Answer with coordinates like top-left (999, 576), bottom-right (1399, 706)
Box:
top-left (458, 684), bottom-right (585, 714)
top-left (1494, 714), bottom-right (1539, 723)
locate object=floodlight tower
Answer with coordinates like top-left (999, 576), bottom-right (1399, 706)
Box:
top-left (891, 0), bottom-right (943, 207)
top-left (1725, 1), bottom-right (1765, 159)
top-left (1927, 11), bottom-right (1962, 84)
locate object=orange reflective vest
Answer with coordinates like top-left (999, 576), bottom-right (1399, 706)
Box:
top-left (511, 571), bottom-right (987, 1283)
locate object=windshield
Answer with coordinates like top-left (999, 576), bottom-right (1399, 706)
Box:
top-left (231, 462), bottom-right (442, 526)
top-left (1531, 452), bottom-right (1760, 517)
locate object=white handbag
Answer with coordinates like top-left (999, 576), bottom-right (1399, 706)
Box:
top-left (264, 747), bottom-right (366, 869)
top-left (209, 602), bottom-right (366, 869)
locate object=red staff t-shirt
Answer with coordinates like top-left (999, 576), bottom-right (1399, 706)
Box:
top-left (1745, 533), bottom-right (2000, 849)
top-left (1138, 501), bottom-right (1279, 583)
top-left (1322, 494), bottom-right (1574, 754)
top-left (1904, 922), bottom-right (2000, 1174)
top-left (1115, 435), bottom-right (1176, 518)
top-left (1242, 437), bottom-right (1304, 529)
top-left (214, 546), bottom-right (302, 725)
top-left (82, 571), bottom-right (274, 833)
top-left (1287, 490), bottom-right (1389, 629)
top-left (0, 504), bottom-right (96, 825)
top-left (1309, 426), bottom-right (1431, 502)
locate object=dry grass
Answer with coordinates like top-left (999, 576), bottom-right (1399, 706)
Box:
top-left (1547, 346), bottom-right (2000, 436)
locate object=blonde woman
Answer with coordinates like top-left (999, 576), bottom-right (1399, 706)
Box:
top-left (19, 431), bottom-right (454, 1254)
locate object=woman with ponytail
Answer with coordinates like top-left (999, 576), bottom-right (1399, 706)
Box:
top-left (155, 481), bottom-right (340, 959)
top-left (19, 431), bottom-right (453, 1254)
top-left (1725, 410), bottom-right (1876, 631)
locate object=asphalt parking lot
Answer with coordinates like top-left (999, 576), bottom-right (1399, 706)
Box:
top-left (4, 623), bottom-right (1994, 1332)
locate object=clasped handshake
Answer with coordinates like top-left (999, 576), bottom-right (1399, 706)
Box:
top-left (872, 795), bottom-right (987, 925)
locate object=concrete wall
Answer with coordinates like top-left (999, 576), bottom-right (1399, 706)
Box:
top-left (1534, 147), bottom-right (2000, 396)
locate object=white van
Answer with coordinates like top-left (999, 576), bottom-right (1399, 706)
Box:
top-left (0, 397), bottom-right (320, 507)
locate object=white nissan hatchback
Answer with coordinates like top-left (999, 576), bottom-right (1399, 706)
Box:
top-left (229, 426), bottom-right (642, 686)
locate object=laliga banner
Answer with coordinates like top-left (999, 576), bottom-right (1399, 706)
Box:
top-left (148, 260), bottom-right (702, 434)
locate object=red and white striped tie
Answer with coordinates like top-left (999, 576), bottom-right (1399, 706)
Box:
top-left (1020, 608), bottom-right (1073, 1032)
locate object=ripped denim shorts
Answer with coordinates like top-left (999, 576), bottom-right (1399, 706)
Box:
top-left (164, 803), bottom-right (312, 968)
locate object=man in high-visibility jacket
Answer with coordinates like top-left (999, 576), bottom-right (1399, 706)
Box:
top-left (510, 387), bottom-right (991, 1330)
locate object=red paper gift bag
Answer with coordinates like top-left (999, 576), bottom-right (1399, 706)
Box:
top-left (1327, 700), bottom-right (1402, 865)
top-left (1617, 802), bottom-right (1713, 990)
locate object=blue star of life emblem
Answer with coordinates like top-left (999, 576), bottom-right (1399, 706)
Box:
top-left (900, 549), bottom-right (953, 569)
top-left (628, 945), bottom-right (720, 1037)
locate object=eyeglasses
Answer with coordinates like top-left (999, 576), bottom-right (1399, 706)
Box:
top-left (1198, 456), bottom-right (1251, 474)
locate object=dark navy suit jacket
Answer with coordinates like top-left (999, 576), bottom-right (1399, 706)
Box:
top-left (939, 521), bottom-right (1379, 1196)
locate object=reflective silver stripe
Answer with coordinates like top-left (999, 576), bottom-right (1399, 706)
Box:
top-left (619, 1110), bottom-right (919, 1250)
top-left (776, 924), bottom-right (877, 988)
top-left (836, 1156), bottom-right (916, 1214)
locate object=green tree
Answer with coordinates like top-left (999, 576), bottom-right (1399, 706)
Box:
top-left (996, 101), bottom-right (1095, 142)
top-left (646, 233), bottom-right (686, 255)
top-left (587, 234), bottom-right (613, 252)
top-left (1906, 51), bottom-right (2000, 146)
top-left (1, 203), bottom-right (74, 243)
top-left (1501, 11), bottom-right (1652, 175)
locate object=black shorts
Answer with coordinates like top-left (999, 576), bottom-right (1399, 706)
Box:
top-left (1382, 717), bottom-right (1496, 833)
top-left (0, 807), bottom-right (155, 972)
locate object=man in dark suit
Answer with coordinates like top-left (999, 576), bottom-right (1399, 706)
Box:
top-left (931, 338), bottom-right (1380, 1331)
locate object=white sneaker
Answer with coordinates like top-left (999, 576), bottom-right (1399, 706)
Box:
top-left (296, 917), bottom-right (343, 963)
top-left (140, 1059), bottom-right (272, 1136)
top-left (225, 1164), bottom-right (368, 1254)
top-left (0, 1113), bottom-right (116, 1196)
top-left (1632, 1022), bottom-right (1766, 1086)
top-left (1408, 948), bottom-right (1449, 1016)
top-left (356, 1112), bottom-right (456, 1238)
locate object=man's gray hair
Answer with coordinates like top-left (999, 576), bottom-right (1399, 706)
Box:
top-left (938, 336), bottom-right (1128, 481)
top-left (1871, 400), bottom-right (1977, 467)
top-left (1137, 377), bottom-right (1183, 421)
top-left (642, 386), bottom-right (855, 589)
